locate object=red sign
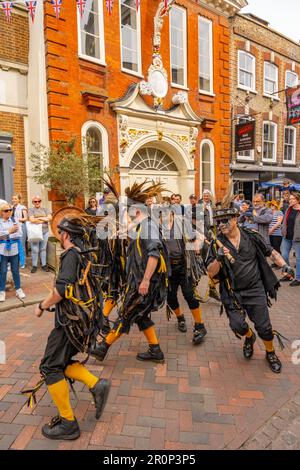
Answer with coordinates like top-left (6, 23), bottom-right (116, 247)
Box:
top-left (286, 86), bottom-right (300, 125)
top-left (235, 120), bottom-right (256, 152)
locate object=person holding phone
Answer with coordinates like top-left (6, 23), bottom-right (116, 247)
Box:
top-left (12, 194), bottom-right (28, 268)
top-left (0, 203), bottom-right (26, 302)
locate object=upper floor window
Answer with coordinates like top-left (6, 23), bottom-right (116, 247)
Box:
top-left (263, 122), bottom-right (277, 162)
top-left (200, 140), bottom-right (214, 195)
top-left (238, 51), bottom-right (255, 91)
top-left (78, 0), bottom-right (105, 64)
top-left (286, 71), bottom-right (298, 89)
top-left (120, 0), bottom-right (141, 75)
top-left (198, 17), bottom-right (213, 94)
top-left (284, 126), bottom-right (296, 164)
top-left (264, 62), bottom-right (278, 98)
top-left (170, 6), bottom-right (187, 88)
top-left (236, 116), bottom-right (255, 161)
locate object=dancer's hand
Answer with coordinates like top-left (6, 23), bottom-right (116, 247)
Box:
top-left (139, 278), bottom-right (150, 296)
top-left (35, 305), bottom-right (44, 318)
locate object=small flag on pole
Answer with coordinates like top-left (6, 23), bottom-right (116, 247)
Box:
top-left (163, 0), bottom-right (168, 13)
top-left (136, 0), bottom-right (140, 12)
top-left (25, 1), bottom-right (37, 24)
top-left (51, 0), bottom-right (62, 19)
top-left (76, 0), bottom-right (86, 18)
top-left (106, 0), bottom-right (114, 16)
top-left (1, 2), bottom-right (13, 22)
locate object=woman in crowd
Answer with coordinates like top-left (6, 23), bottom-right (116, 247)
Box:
top-left (268, 200), bottom-right (283, 257)
top-left (85, 197), bottom-right (98, 216)
top-left (281, 192), bottom-right (300, 286)
top-left (28, 196), bottom-right (52, 273)
top-left (0, 203), bottom-right (26, 302)
top-left (12, 194), bottom-right (28, 268)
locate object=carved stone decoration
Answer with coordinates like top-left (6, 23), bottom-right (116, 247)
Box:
top-left (172, 91), bottom-right (188, 105)
top-left (189, 127), bottom-right (198, 158)
top-left (153, 1), bottom-right (175, 49)
top-left (140, 81), bottom-right (153, 96)
top-left (119, 115), bottom-right (129, 155)
top-left (119, 115), bottom-right (128, 131)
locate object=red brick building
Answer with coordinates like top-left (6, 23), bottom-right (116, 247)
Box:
top-left (230, 13), bottom-right (300, 199)
top-left (43, 0), bottom-right (247, 205)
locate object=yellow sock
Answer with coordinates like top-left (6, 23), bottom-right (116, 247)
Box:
top-left (106, 329), bottom-right (122, 345)
top-left (263, 340), bottom-right (275, 353)
top-left (191, 307), bottom-right (203, 324)
top-left (246, 329), bottom-right (253, 339)
top-left (47, 379), bottom-right (74, 421)
top-left (103, 299), bottom-right (116, 318)
top-left (174, 308), bottom-right (182, 318)
top-left (143, 326), bottom-right (159, 345)
top-left (64, 362), bottom-right (98, 389)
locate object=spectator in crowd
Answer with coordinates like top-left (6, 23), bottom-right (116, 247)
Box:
top-left (198, 190), bottom-right (214, 230)
top-left (28, 196), bottom-right (52, 274)
top-left (281, 192), bottom-right (300, 286)
top-left (12, 194), bottom-right (28, 268)
top-left (170, 194), bottom-right (176, 204)
top-left (171, 194), bottom-right (185, 216)
top-left (279, 190), bottom-right (291, 215)
top-left (98, 188), bottom-right (111, 205)
top-left (268, 200), bottom-right (284, 257)
top-left (251, 193), bottom-right (273, 245)
top-left (238, 200), bottom-right (258, 231)
top-left (189, 194), bottom-right (198, 227)
top-left (85, 197), bottom-right (98, 216)
top-left (233, 193), bottom-right (245, 210)
top-left (0, 203), bottom-right (26, 302)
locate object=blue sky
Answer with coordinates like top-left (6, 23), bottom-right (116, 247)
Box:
top-left (241, 0), bottom-right (300, 43)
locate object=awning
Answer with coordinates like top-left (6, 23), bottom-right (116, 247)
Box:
top-left (232, 170), bottom-right (259, 181)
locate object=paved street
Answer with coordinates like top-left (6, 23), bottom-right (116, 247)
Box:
top-left (0, 269), bottom-right (300, 450)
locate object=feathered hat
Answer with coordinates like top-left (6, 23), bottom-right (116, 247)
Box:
top-left (213, 179), bottom-right (239, 221)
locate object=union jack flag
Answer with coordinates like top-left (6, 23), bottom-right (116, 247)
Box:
top-left (51, 0), bottom-right (62, 19)
top-left (76, 0), bottom-right (86, 19)
top-left (163, 0), bottom-right (169, 14)
top-left (25, 1), bottom-right (37, 24)
top-left (136, 0), bottom-right (140, 12)
top-left (1, 1), bottom-right (13, 22)
top-left (106, 0), bottom-right (114, 16)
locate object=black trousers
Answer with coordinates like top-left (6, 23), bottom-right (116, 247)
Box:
top-left (270, 235), bottom-right (282, 254)
top-left (167, 263), bottom-right (199, 311)
top-left (225, 301), bottom-right (273, 341)
top-left (40, 326), bottom-right (78, 386)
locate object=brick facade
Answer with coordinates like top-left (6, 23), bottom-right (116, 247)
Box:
top-left (0, 7), bottom-right (29, 204)
top-left (43, 0), bottom-right (238, 202)
top-left (230, 13), bottom-right (300, 198)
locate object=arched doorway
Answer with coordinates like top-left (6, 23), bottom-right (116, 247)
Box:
top-left (129, 147), bottom-right (180, 195)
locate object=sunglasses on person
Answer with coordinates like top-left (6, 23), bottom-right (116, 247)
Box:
top-left (216, 218), bottom-right (232, 226)
top-left (33, 201), bottom-right (41, 204)
top-left (3, 209), bottom-right (13, 213)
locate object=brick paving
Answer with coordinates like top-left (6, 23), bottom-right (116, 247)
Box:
top-left (0, 273), bottom-right (300, 450)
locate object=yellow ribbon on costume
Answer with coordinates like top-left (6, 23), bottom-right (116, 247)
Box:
top-left (65, 284), bottom-right (95, 307)
top-left (136, 226), bottom-right (142, 257)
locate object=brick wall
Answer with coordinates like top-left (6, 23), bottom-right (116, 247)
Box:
top-left (43, 0), bottom-right (232, 200)
top-left (230, 14), bottom-right (300, 170)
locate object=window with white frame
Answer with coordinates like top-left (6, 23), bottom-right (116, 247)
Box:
top-left (82, 122), bottom-right (109, 193)
top-left (120, 0), bottom-right (141, 74)
top-left (238, 51), bottom-right (255, 91)
top-left (284, 126), bottom-right (296, 163)
top-left (198, 17), bottom-right (213, 94)
top-left (201, 140), bottom-right (214, 194)
top-left (264, 62), bottom-right (278, 97)
top-left (78, 0), bottom-right (105, 64)
top-left (286, 71), bottom-right (298, 89)
top-left (263, 122), bottom-right (277, 162)
top-left (170, 6), bottom-right (187, 87)
top-left (236, 116), bottom-right (255, 161)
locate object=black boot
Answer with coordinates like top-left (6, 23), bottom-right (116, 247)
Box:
top-left (90, 379), bottom-right (111, 420)
top-left (136, 344), bottom-right (164, 363)
top-left (193, 323), bottom-right (207, 345)
top-left (42, 416), bottom-right (80, 440)
top-left (177, 315), bottom-right (187, 333)
top-left (90, 340), bottom-right (110, 362)
top-left (243, 331), bottom-right (257, 359)
top-left (102, 317), bottom-right (111, 336)
top-left (209, 286), bottom-right (221, 302)
top-left (266, 351), bottom-right (282, 373)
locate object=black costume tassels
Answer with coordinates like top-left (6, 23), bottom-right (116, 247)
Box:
top-left (273, 330), bottom-right (290, 350)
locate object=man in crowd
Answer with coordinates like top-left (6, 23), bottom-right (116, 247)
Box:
top-left (251, 193), bottom-right (273, 245)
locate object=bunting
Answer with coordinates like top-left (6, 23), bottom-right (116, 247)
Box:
top-left (163, 0), bottom-right (168, 13)
top-left (106, 0), bottom-right (114, 16)
top-left (1, 1), bottom-right (13, 21)
top-left (136, 0), bottom-right (140, 12)
top-left (25, 1), bottom-right (37, 24)
top-left (76, 0), bottom-right (86, 18)
top-left (51, 0), bottom-right (62, 19)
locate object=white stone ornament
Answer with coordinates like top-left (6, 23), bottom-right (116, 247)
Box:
top-left (149, 69), bottom-right (168, 99)
top-left (172, 91), bottom-right (188, 105)
top-left (139, 81), bottom-right (153, 96)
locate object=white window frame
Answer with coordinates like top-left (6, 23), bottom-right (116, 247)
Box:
top-left (283, 126), bottom-right (296, 165)
top-left (200, 139), bottom-right (215, 196)
top-left (236, 116), bottom-right (255, 162)
top-left (198, 16), bottom-right (214, 96)
top-left (262, 121), bottom-right (277, 163)
top-left (264, 62), bottom-right (279, 99)
top-left (119, 0), bottom-right (142, 77)
top-left (238, 50), bottom-right (256, 92)
top-left (285, 70), bottom-right (299, 89)
top-left (77, 0), bottom-right (106, 66)
top-left (169, 5), bottom-right (187, 89)
top-left (81, 121), bottom-right (109, 172)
